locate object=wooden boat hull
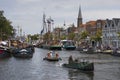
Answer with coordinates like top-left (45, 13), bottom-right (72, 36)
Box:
top-left (13, 53), bottom-right (33, 58)
top-left (49, 46), bottom-right (62, 50)
top-left (102, 50), bottom-right (113, 54)
top-left (12, 48), bottom-right (34, 58)
top-left (43, 57), bottom-right (62, 61)
top-left (0, 49), bottom-right (11, 58)
top-left (63, 46), bottom-right (76, 50)
top-left (80, 48), bottom-right (95, 54)
top-left (111, 50), bottom-right (120, 57)
top-left (40, 45), bottom-right (62, 50)
top-left (62, 62), bottom-right (94, 71)
top-left (111, 53), bottom-right (120, 57)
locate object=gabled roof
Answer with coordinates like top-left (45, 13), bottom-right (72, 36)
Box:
top-left (113, 18), bottom-right (120, 26)
top-left (80, 24), bottom-right (86, 27)
top-left (106, 19), bottom-right (112, 26)
top-left (86, 21), bottom-right (96, 27)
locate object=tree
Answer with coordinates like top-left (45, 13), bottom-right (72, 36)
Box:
top-left (0, 10), bottom-right (14, 40)
top-left (117, 32), bottom-right (120, 38)
top-left (91, 29), bottom-right (102, 47)
top-left (80, 31), bottom-right (89, 39)
top-left (30, 34), bottom-right (39, 40)
top-left (60, 35), bottom-right (66, 40)
top-left (68, 32), bottom-right (75, 40)
top-left (93, 29), bottom-right (102, 42)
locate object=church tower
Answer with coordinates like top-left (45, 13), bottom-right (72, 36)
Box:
top-left (77, 6), bottom-right (82, 27)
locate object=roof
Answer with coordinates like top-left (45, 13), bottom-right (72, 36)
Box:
top-left (86, 21), bottom-right (96, 27)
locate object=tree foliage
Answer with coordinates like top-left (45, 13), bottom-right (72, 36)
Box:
top-left (117, 32), bottom-right (120, 38)
top-left (28, 34), bottom-right (39, 41)
top-left (91, 29), bottom-right (102, 42)
top-left (0, 10), bottom-right (14, 40)
top-left (67, 32), bottom-right (75, 40)
top-left (80, 31), bottom-right (89, 39)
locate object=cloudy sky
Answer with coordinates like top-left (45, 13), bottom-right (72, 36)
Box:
top-left (0, 0), bottom-right (120, 35)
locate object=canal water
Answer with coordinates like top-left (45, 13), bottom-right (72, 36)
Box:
top-left (0, 48), bottom-right (120, 80)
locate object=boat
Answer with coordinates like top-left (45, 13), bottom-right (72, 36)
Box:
top-left (102, 49), bottom-right (113, 54)
top-left (94, 48), bottom-right (102, 53)
top-left (12, 47), bottom-right (34, 58)
top-left (0, 41), bottom-right (11, 58)
top-left (39, 40), bottom-right (62, 50)
top-left (43, 51), bottom-right (62, 61)
top-left (79, 47), bottom-right (95, 54)
top-left (41, 44), bottom-right (62, 50)
top-left (38, 14), bottom-right (62, 51)
top-left (0, 46), bottom-right (11, 58)
top-left (49, 45), bottom-right (62, 50)
top-left (68, 69), bottom-right (94, 80)
top-left (77, 44), bottom-right (101, 54)
top-left (111, 49), bottom-right (120, 57)
top-left (60, 40), bottom-right (76, 50)
top-left (62, 56), bottom-right (94, 71)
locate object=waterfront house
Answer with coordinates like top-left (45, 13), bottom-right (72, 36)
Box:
top-left (102, 18), bottom-right (120, 49)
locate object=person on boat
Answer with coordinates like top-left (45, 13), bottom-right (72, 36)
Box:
top-left (55, 53), bottom-right (59, 58)
top-left (52, 51), bottom-right (55, 57)
top-left (74, 58), bottom-right (78, 63)
top-left (49, 51), bottom-right (53, 57)
top-left (68, 55), bottom-right (73, 64)
top-left (47, 52), bottom-right (51, 58)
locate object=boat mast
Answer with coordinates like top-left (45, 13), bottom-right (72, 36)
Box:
top-left (41, 13), bottom-right (47, 35)
top-left (47, 17), bottom-right (54, 33)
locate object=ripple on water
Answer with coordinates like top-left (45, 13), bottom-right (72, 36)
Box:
top-left (0, 48), bottom-right (120, 80)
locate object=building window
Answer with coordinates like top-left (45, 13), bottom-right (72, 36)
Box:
top-left (105, 25), bottom-right (107, 28)
top-left (112, 23), bottom-right (114, 27)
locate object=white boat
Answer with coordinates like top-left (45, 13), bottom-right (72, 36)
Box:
top-left (43, 51), bottom-right (62, 61)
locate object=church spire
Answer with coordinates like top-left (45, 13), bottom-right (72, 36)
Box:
top-left (77, 5), bottom-right (82, 27)
top-left (78, 5), bottom-right (82, 19)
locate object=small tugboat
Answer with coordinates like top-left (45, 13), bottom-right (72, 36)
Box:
top-left (62, 56), bottom-right (94, 71)
top-left (60, 40), bottom-right (76, 50)
top-left (43, 51), bottom-right (62, 61)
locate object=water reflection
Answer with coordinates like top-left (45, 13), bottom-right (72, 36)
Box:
top-left (68, 69), bottom-right (94, 80)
